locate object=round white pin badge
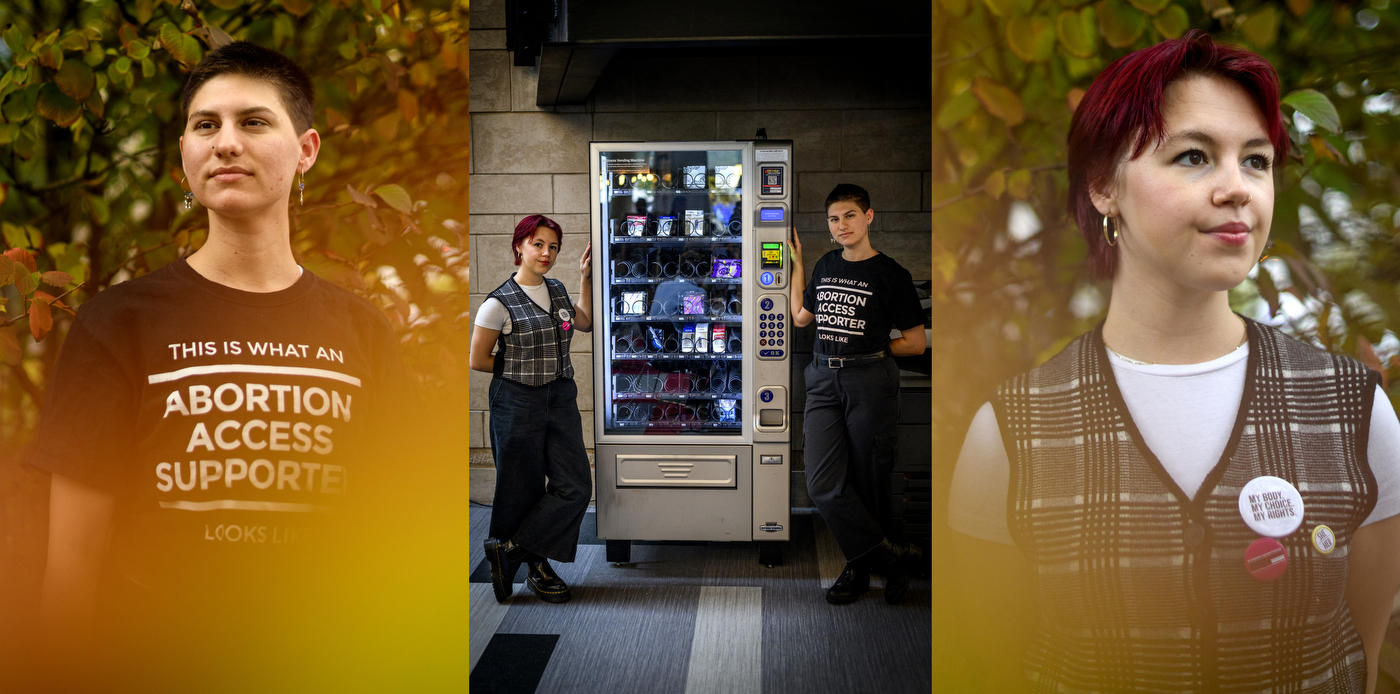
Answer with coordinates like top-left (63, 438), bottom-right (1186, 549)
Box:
top-left (1237, 476), bottom-right (1305, 538)
top-left (1311, 525), bottom-right (1336, 554)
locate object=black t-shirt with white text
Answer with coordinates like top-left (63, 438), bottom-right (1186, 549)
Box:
top-left (803, 250), bottom-right (924, 356)
top-left (29, 258), bottom-right (415, 598)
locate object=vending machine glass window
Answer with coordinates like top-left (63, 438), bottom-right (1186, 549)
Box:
top-left (599, 149), bottom-right (744, 436)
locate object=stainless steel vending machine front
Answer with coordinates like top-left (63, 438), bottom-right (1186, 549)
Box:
top-left (590, 140), bottom-right (793, 564)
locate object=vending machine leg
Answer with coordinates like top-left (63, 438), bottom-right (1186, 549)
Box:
top-left (606, 540), bottom-right (632, 564)
top-left (757, 541), bottom-right (784, 568)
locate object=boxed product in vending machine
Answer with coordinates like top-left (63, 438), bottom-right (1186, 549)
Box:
top-left (684, 209), bottom-right (705, 236)
top-left (695, 323), bottom-right (709, 353)
top-left (712, 324), bottom-right (726, 353)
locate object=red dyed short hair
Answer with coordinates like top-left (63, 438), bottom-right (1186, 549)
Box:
top-left (1067, 30), bottom-right (1290, 279)
top-left (512, 214), bottom-right (563, 266)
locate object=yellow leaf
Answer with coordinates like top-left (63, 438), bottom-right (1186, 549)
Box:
top-left (397, 89), bottom-right (419, 123)
top-left (1097, 0), bottom-right (1147, 48)
top-left (1007, 15), bottom-right (1057, 62)
top-left (1286, 0), bottom-right (1311, 17)
top-left (1152, 4), bottom-right (1190, 39)
top-left (1127, 0), bottom-right (1171, 14)
top-left (1068, 87), bottom-right (1087, 112)
top-left (373, 184), bottom-right (413, 215)
top-left (1057, 8), bottom-right (1099, 58)
top-left (1241, 6), bottom-right (1281, 48)
top-left (985, 170), bottom-right (1007, 199)
top-left (972, 77), bottom-right (1025, 126)
top-left (982, 0), bottom-right (1015, 16)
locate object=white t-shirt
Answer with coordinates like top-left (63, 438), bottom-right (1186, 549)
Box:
top-left (948, 343), bottom-right (1400, 545)
top-left (474, 280), bottom-right (554, 331)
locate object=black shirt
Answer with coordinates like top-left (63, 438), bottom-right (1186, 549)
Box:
top-left (28, 258), bottom-right (415, 596)
top-left (803, 250), bottom-right (924, 356)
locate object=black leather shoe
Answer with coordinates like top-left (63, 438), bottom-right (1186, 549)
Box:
top-left (482, 538), bottom-right (520, 603)
top-left (527, 560), bottom-right (571, 603)
top-left (867, 540), bottom-right (910, 605)
top-left (825, 562), bottom-right (870, 605)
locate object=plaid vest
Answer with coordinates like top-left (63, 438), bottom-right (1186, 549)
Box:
top-left (488, 277), bottom-right (575, 387)
top-left (993, 320), bottom-right (1379, 693)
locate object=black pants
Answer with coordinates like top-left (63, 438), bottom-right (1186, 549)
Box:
top-left (488, 376), bottom-right (593, 562)
top-left (803, 356), bottom-right (901, 562)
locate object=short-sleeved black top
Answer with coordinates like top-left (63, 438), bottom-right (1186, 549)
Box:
top-left (803, 250), bottom-right (924, 356)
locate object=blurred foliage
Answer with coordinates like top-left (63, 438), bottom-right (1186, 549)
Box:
top-left (0, 0), bottom-right (471, 628)
top-left (930, 0), bottom-right (1400, 449)
top-left (0, 0), bottom-right (471, 456)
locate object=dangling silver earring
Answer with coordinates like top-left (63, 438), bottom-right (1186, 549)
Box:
top-left (299, 171), bottom-right (305, 206)
top-left (181, 176), bottom-right (194, 211)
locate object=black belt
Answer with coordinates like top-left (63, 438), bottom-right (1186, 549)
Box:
top-left (814, 351), bottom-right (888, 368)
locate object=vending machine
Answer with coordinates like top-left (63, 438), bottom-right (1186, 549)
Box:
top-left (590, 140), bottom-right (793, 565)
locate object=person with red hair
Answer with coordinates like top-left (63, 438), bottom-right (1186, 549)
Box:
top-left (470, 215), bottom-right (594, 604)
top-left (948, 31), bottom-right (1400, 692)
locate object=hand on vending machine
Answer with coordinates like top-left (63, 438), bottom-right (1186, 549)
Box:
top-left (789, 222), bottom-right (814, 328)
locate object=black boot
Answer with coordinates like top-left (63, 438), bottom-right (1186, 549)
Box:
top-left (866, 539), bottom-right (910, 605)
top-left (482, 538), bottom-right (522, 603)
top-left (825, 561), bottom-right (870, 605)
top-left (527, 560), bottom-right (571, 603)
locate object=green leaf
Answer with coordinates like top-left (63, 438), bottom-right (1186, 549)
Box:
top-left (1057, 8), bottom-right (1099, 58)
top-left (1127, 0), bottom-right (1171, 14)
top-left (35, 83), bottom-right (82, 127)
top-left (3, 25), bottom-right (31, 55)
top-left (114, 56), bottom-right (131, 74)
top-left (1097, 0), bottom-right (1147, 48)
top-left (1241, 6), bottom-right (1281, 48)
top-left (1152, 4), bottom-right (1190, 38)
top-left (373, 184), bottom-right (413, 215)
top-left (158, 24), bottom-right (202, 68)
top-left (128, 39), bottom-right (150, 60)
top-left (937, 89), bottom-right (980, 129)
top-left (985, 170), bottom-right (1007, 199)
top-left (1008, 15), bottom-right (1057, 63)
top-left (135, 0), bottom-right (154, 24)
top-left (16, 270), bottom-right (40, 295)
top-left (1283, 89), bottom-right (1342, 133)
top-left (972, 76), bottom-right (1026, 126)
top-left (209, 0), bottom-right (244, 8)
top-left (85, 88), bottom-right (104, 117)
top-left (54, 60), bottom-right (95, 100)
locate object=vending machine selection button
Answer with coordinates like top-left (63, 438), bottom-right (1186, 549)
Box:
top-left (760, 455), bottom-right (783, 466)
top-left (759, 349), bottom-right (784, 357)
top-left (760, 389), bottom-right (774, 403)
top-left (760, 271), bottom-right (774, 286)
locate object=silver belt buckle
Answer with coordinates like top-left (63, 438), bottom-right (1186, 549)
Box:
top-left (830, 356), bottom-right (846, 368)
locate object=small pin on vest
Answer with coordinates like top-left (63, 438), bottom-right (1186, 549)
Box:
top-left (1237, 476), bottom-right (1304, 538)
top-left (1244, 537), bottom-right (1289, 581)
top-left (558, 308), bottom-right (571, 331)
top-left (1311, 525), bottom-right (1336, 554)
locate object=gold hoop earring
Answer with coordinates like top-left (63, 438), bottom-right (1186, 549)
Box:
top-left (1102, 215), bottom-right (1118, 247)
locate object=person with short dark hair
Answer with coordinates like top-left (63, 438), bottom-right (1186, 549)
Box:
top-left (31, 40), bottom-right (419, 689)
top-left (469, 215), bottom-right (594, 605)
top-left (789, 183), bottom-right (928, 605)
top-left (948, 31), bottom-right (1400, 692)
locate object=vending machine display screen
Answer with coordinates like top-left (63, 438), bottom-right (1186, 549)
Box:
top-left (759, 207), bottom-right (784, 222)
top-left (761, 242), bottom-right (783, 269)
